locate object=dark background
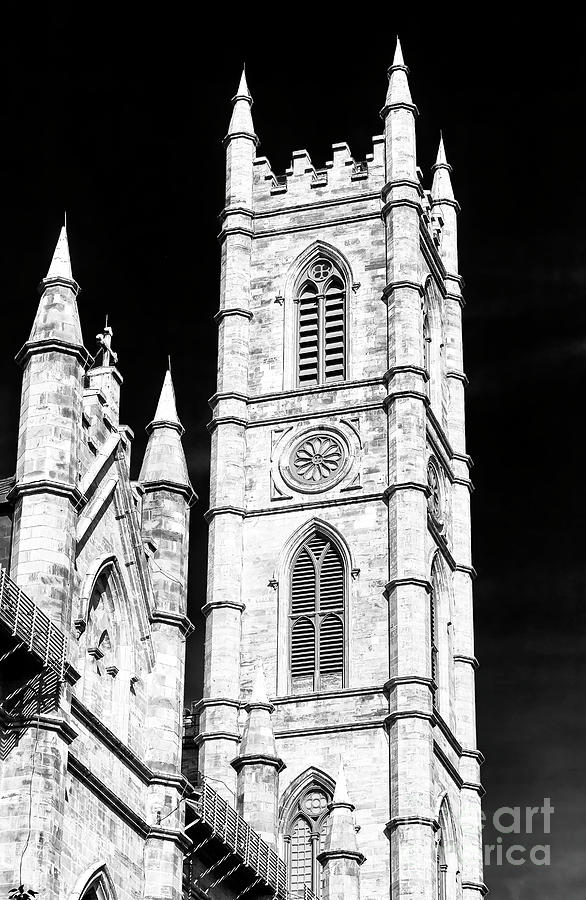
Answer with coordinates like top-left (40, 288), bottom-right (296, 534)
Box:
top-left (0, 16), bottom-right (584, 899)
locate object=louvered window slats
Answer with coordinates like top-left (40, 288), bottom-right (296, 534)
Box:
top-left (297, 267), bottom-right (346, 387)
top-left (290, 534), bottom-right (345, 694)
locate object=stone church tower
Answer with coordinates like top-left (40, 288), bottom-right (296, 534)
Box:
top-left (198, 41), bottom-right (485, 900)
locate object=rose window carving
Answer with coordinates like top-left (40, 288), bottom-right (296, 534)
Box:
top-left (292, 435), bottom-right (344, 483)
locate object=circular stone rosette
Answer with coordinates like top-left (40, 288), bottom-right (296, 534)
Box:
top-left (280, 428), bottom-right (353, 494)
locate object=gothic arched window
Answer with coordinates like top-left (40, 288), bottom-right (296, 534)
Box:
top-left (290, 532), bottom-right (345, 695)
top-left (286, 786), bottom-right (331, 898)
top-left (297, 259), bottom-right (346, 387)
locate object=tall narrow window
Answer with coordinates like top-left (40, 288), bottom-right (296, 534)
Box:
top-left (297, 259), bottom-right (347, 386)
top-left (290, 532), bottom-right (345, 694)
top-left (287, 787), bottom-right (331, 898)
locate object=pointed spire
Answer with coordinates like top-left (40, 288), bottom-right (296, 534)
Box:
top-left (139, 368), bottom-right (195, 503)
top-left (236, 65), bottom-right (251, 101)
top-left (18, 224), bottom-right (84, 359)
top-left (432, 133), bottom-right (455, 203)
top-left (382, 37), bottom-right (417, 117)
top-left (46, 222), bottom-right (73, 281)
top-left (228, 66), bottom-right (256, 139)
top-left (151, 367), bottom-right (183, 433)
top-left (250, 661), bottom-right (270, 705)
top-left (318, 757), bottom-right (365, 870)
top-left (333, 760), bottom-right (351, 807)
top-left (393, 36), bottom-right (405, 68)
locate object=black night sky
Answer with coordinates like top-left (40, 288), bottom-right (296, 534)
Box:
top-left (0, 16), bottom-right (584, 899)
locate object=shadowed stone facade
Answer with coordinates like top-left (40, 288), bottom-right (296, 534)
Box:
top-left (197, 42), bottom-right (485, 900)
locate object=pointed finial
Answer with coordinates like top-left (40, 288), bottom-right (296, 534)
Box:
top-left (393, 36), bottom-right (405, 69)
top-left (46, 224), bottom-right (73, 281)
top-left (434, 132), bottom-right (451, 170)
top-left (250, 661), bottom-right (270, 705)
top-left (168, 354), bottom-right (172, 373)
top-left (382, 37), bottom-right (416, 118)
top-left (236, 65), bottom-right (251, 101)
top-left (333, 760), bottom-right (351, 806)
top-left (150, 368), bottom-right (183, 432)
top-left (227, 67), bottom-right (256, 139)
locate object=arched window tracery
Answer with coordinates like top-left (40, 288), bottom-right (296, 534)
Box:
top-left (285, 785), bottom-right (332, 898)
top-left (290, 531), bottom-right (345, 695)
top-left (296, 259), bottom-right (347, 387)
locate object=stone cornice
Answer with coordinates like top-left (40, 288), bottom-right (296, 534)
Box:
top-left (385, 709), bottom-right (434, 728)
top-left (461, 881), bottom-right (489, 897)
top-left (380, 100), bottom-right (419, 117)
top-left (384, 577), bottom-right (432, 597)
top-left (222, 130), bottom-right (259, 147)
top-left (383, 675), bottom-right (433, 695)
top-left (193, 696), bottom-right (242, 713)
top-left (4, 713), bottom-right (79, 744)
top-left (208, 390), bottom-right (249, 408)
top-left (193, 730), bottom-right (241, 747)
top-left (461, 747), bottom-right (485, 765)
top-left (461, 781), bottom-right (485, 797)
top-left (141, 478), bottom-right (198, 507)
top-left (453, 476), bottom-right (474, 493)
top-left (381, 178), bottom-right (421, 203)
top-left (15, 338), bottom-right (90, 368)
top-left (218, 204), bottom-right (254, 222)
top-left (453, 654), bottom-right (479, 670)
top-left (207, 416), bottom-right (248, 434)
top-left (381, 197), bottom-right (421, 217)
top-left (201, 599), bottom-right (246, 616)
top-left (150, 609), bottom-right (194, 636)
top-left (383, 364), bottom-right (427, 382)
top-left (446, 368), bottom-right (469, 386)
top-left (381, 279), bottom-right (425, 301)
top-left (384, 481), bottom-right (428, 504)
top-left (147, 826), bottom-right (192, 853)
top-left (383, 388), bottom-right (428, 409)
top-left (317, 848), bottom-right (366, 866)
top-left (218, 226), bottom-right (254, 242)
top-left (454, 563), bottom-right (477, 579)
top-left (385, 815), bottom-right (437, 834)
top-left (231, 752), bottom-right (285, 773)
top-left (8, 479), bottom-right (83, 505)
top-left (213, 307), bottom-right (253, 323)
top-left (204, 505), bottom-right (247, 523)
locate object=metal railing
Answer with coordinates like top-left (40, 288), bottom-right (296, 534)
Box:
top-left (186, 775), bottom-right (288, 898)
top-left (0, 566), bottom-right (68, 679)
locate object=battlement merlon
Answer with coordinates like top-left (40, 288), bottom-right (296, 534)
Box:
top-left (251, 135), bottom-right (386, 208)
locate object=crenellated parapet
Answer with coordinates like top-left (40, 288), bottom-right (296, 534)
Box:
top-left (253, 135), bottom-right (385, 210)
